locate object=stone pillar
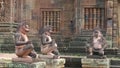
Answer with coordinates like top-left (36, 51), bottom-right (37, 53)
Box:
top-left (106, 0), bottom-right (113, 48)
top-left (25, 0), bottom-right (37, 34)
top-left (24, 0), bottom-right (34, 20)
top-left (10, 0), bottom-right (15, 33)
top-left (106, 0), bottom-right (119, 48)
top-left (20, 0), bottom-right (24, 21)
top-left (75, 0), bottom-right (81, 34)
top-left (112, 0), bottom-right (119, 48)
top-left (118, 2), bottom-right (120, 48)
top-left (10, 0), bottom-right (14, 23)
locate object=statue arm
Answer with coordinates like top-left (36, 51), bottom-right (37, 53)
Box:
top-left (102, 37), bottom-right (108, 49)
top-left (15, 33), bottom-right (30, 46)
top-left (41, 35), bottom-right (52, 45)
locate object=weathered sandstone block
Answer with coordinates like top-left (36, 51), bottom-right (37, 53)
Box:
top-left (81, 58), bottom-right (110, 68)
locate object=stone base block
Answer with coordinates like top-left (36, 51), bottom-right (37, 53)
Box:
top-left (0, 57), bottom-right (12, 63)
top-left (0, 57), bottom-right (46, 68)
top-left (12, 57), bottom-right (33, 63)
top-left (8, 62), bottom-right (46, 68)
top-left (31, 62), bottom-right (46, 68)
top-left (0, 57), bottom-right (12, 68)
top-left (8, 62), bottom-right (30, 68)
top-left (0, 55), bottom-right (66, 68)
top-left (44, 58), bottom-right (66, 68)
top-left (81, 58), bottom-right (110, 68)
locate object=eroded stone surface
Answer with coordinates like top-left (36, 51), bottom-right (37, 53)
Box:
top-left (0, 53), bottom-right (65, 68)
top-left (81, 58), bottom-right (110, 68)
top-left (43, 58), bottom-right (66, 68)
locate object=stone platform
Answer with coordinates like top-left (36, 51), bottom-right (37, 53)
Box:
top-left (81, 58), bottom-right (110, 68)
top-left (0, 53), bottom-right (66, 68)
top-left (44, 58), bottom-right (65, 68)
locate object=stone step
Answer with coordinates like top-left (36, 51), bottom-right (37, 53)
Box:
top-left (0, 40), bottom-right (117, 56)
top-left (105, 48), bottom-right (118, 55)
top-left (80, 30), bottom-right (93, 35)
top-left (69, 41), bottom-right (86, 46)
top-left (110, 65), bottom-right (120, 68)
top-left (57, 41), bottom-right (65, 47)
top-left (0, 44), bottom-right (15, 53)
top-left (57, 39), bottom-right (87, 48)
top-left (59, 47), bottom-right (118, 56)
top-left (72, 36), bottom-right (88, 41)
top-left (0, 34), bottom-right (14, 36)
top-left (61, 55), bottom-right (120, 68)
top-left (117, 53), bottom-right (120, 57)
top-left (58, 46), bottom-right (86, 53)
top-left (81, 29), bottom-right (106, 35)
top-left (0, 23), bottom-right (18, 27)
top-left (0, 44), bottom-right (41, 53)
top-left (0, 27), bottom-right (16, 32)
top-left (110, 59), bottom-right (120, 66)
top-left (0, 39), bottom-right (14, 44)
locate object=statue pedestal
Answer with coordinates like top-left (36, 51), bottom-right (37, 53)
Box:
top-left (81, 58), bottom-right (110, 68)
top-left (12, 57), bottom-right (33, 63)
top-left (0, 55), bottom-right (65, 68)
top-left (8, 62), bottom-right (46, 68)
top-left (30, 62), bottom-right (46, 68)
top-left (43, 58), bottom-right (66, 68)
top-left (0, 57), bottom-right (46, 68)
top-left (0, 57), bottom-right (12, 68)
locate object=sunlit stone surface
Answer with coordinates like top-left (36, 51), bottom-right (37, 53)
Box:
top-left (81, 58), bottom-right (110, 68)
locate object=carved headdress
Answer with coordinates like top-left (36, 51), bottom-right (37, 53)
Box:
top-left (93, 26), bottom-right (103, 37)
top-left (39, 25), bottom-right (52, 35)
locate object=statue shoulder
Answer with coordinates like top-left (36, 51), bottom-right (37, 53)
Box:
top-left (41, 34), bottom-right (47, 37)
top-left (14, 32), bottom-right (22, 37)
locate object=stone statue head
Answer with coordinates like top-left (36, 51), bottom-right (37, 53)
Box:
top-left (17, 22), bottom-right (30, 32)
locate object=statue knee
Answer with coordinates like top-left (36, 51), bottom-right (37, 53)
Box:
top-left (52, 49), bottom-right (60, 55)
top-left (88, 47), bottom-right (93, 53)
top-left (99, 50), bottom-right (104, 56)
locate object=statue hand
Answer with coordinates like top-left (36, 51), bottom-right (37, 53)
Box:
top-left (26, 41), bottom-right (32, 44)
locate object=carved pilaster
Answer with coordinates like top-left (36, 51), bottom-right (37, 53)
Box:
top-left (112, 0), bottom-right (118, 48)
top-left (106, 0), bottom-right (119, 48)
top-left (106, 0), bottom-right (114, 48)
